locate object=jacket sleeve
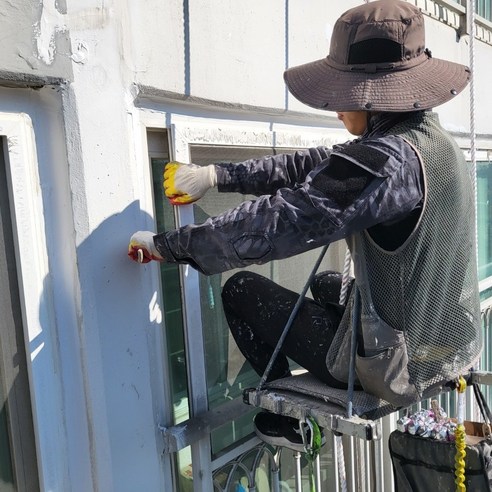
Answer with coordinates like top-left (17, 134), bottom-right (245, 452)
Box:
top-left (154, 136), bottom-right (423, 275)
top-left (215, 146), bottom-right (332, 196)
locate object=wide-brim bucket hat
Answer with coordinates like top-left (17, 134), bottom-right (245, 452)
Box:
top-left (284, 0), bottom-right (470, 112)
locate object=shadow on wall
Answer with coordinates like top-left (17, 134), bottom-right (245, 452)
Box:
top-left (62, 200), bottom-right (164, 486)
top-left (25, 200), bottom-right (163, 489)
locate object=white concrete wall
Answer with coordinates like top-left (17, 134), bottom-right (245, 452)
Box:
top-left (55, 2), bottom-right (171, 491)
top-left (0, 1), bottom-right (491, 491)
top-left (131, 0), bottom-right (360, 111)
top-left (0, 0), bottom-right (71, 79)
top-left (130, 0), bottom-right (492, 135)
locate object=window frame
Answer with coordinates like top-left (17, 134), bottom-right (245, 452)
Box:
top-left (0, 130), bottom-right (40, 492)
top-left (170, 119), bottom-right (348, 429)
top-left (0, 113), bottom-right (51, 491)
top-left (138, 107), bottom-right (348, 490)
top-left (461, 147), bottom-right (492, 309)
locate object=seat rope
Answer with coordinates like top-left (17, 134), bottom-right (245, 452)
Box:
top-left (454, 3), bottom-right (478, 489)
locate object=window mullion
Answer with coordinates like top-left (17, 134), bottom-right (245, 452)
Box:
top-left (172, 132), bottom-right (214, 491)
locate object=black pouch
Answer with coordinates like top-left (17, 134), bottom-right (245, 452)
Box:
top-left (389, 385), bottom-right (492, 491)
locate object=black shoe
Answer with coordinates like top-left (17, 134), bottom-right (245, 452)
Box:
top-left (253, 411), bottom-right (325, 452)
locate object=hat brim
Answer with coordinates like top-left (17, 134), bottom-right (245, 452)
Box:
top-left (284, 57), bottom-right (470, 112)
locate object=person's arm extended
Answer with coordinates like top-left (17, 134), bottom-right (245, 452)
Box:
top-left (215, 146), bottom-right (332, 196)
top-left (153, 136), bottom-right (423, 275)
top-left (163, 146), bottom-right (332, 205)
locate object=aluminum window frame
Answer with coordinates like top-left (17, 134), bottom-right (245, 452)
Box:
top-left (462, 148), bottom-right (492, 309)
top-left (138, 106), bottom-right (349, 491)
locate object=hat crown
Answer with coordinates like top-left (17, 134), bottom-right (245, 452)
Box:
top-left (283, 0), bottom-right (470, 112)
top-left (330, 0), bottom-right (425, 67)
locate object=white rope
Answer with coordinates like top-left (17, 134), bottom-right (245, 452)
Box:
top-left (336, 435), bottom-right (347, 492)
top-left (467, 0), bottom-right (478, 272)
top-left (339, 248), bottom-right (352, 306)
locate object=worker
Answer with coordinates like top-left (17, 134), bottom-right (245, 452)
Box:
top-left (128, 0), bottom-right (482, 451)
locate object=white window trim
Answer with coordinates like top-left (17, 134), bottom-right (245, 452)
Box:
top-left (0, 112), bottom-right (68, 490)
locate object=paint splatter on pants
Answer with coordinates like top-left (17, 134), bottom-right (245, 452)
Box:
top-left (221, 271), bottom-right (353, 389)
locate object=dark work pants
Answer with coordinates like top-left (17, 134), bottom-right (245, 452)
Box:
top-left (221, 271), bottom-right (353, 389)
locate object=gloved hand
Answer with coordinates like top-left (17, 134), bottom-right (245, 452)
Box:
top-left (164, 162), bottom-right (217, 205)
top-left (128, 231), bottom-right (164, 263)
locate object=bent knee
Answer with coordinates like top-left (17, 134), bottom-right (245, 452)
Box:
top-left (222, 271), bottom-right (264, 300)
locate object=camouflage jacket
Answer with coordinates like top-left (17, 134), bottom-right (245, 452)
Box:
top-left (154, 112), bottom-right (424, 275)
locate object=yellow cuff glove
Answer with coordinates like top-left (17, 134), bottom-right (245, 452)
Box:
top-left (164, 162), bottom-right (217, 205)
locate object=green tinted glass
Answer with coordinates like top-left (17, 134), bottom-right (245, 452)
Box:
top-left (477, 160), bottom-right (492, 281)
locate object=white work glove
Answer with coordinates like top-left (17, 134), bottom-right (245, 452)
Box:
top-left (128, 231), bottom-right (164, 263)
top-left (164, 162), bottom-right (217, 205)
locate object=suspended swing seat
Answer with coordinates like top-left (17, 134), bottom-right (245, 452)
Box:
top-left (243, 370), bottom-right (492, 442)
top-left (244, 372), bottom-right (394, 441)
top-left (238, 245), bottom-right (490, 444)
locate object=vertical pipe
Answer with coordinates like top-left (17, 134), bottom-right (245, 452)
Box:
top-left (294, 452), bottom-right (302, 492)
top-left (315, 454), bottom-right (322, 492)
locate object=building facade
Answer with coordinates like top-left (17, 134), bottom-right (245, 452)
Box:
top-left (1, 1), bottom-right (492, 491)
